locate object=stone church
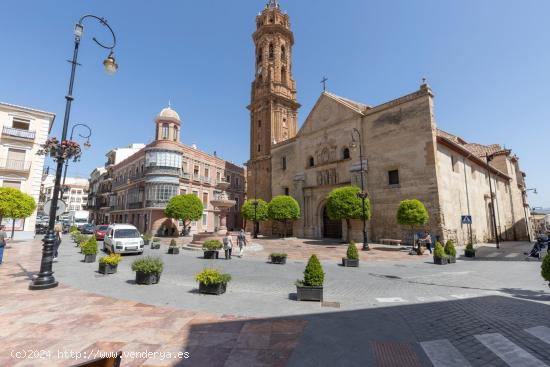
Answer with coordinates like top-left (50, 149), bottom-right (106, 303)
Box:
top-left (246, 0), bottom-right (531, 244)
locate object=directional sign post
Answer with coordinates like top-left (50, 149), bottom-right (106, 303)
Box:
top-left (461, 215), bottom-right (472, 225)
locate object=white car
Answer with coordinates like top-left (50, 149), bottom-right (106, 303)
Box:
top-left (103, 224), bottom-right (144, 254)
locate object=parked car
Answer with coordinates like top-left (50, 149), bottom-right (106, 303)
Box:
top-left (94, 224), bottom-right (110, 241)
top-left (103, 224), bottom-right (144, 254)
top-left (35, 223), bottom-right (48, 235)
top-left (80, 223), bottom-right (95, 235)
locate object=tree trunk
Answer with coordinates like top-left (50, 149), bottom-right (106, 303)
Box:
top-left (11, 218), bottom-right (16, 239)
top-left (346, 218), bottom-right (351, 243)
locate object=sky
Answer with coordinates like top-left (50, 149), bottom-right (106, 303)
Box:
top-left (1, 0), bottom-right (549, 208)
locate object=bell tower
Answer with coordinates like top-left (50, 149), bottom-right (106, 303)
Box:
top-left (247, 0), bottom-right (300, 202)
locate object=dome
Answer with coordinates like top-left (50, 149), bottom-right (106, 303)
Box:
top-left (155, 104), bottom-right (180, 123)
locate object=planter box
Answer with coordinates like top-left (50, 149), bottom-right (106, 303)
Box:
top-left (433, 256), bottom-right (448, 265)
top-left (98, 263), bottom-right (117, 275)
top-left (168, 247), bottom-right (180, 255)
top-left (270, 256), bottom-right (287, 264)
top-left (465, 250), bottom-right (475, 258)
top-left (198, 282), bottom-right (227, 295)
top-left (135, 271), bottom-right (161, 285)
top-left (296, 285), bottom-right (323, 302)
top-left (203, 250), bottom-right (219, 259)
top-left (447, 255), bottom-right (456, 264)
top-left (84, 254), bottom-right (96, 263)
top-left (342, 258), bottom-right (359, 267)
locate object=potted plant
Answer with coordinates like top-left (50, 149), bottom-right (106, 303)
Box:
top-left (444, 240), bottom-right (457, 263)
top-left (98, 253), bottom-right (122, 275)
top-left (342, 241), bottom-right (359, 267)
top-left (433, 242), bottom-right (448, 265)
top-left (464, 243), bottom-right (475, 258)
top-left (296, 255), bottom-right (324, 302)
top-left (82, 237), bottom-right (98, 263)
top-left (195, 268), bottom-right (231, 295)
top-left (131, 256), bottom-right (163, 285)
top-left (203, 240), bottom-right (222, 259)
top-left (168, 239), bottom-right (180, 254)
top-left (142, 232), bottom-right (153, 246)
top-left (151, 237), bottom-right (161, 249)
top-left (541, 252), bottom-right (550, 288)
top-left (269, 252), bottom-right (288, 264)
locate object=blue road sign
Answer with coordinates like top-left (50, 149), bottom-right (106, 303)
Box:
top-left (461, 215), bottom-right (472, 224)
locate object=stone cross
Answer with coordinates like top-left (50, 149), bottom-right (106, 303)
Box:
top-left (321, 76), bottom-right (328, 91)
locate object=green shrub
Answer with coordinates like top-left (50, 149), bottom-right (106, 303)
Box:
top-left (195, 268), bottom-right (232, 285)
top-left (465, 243), bottom-right (474, 251)
top-left (152, 237), bottom-right (161, 243)
top-left (142, 232), bottom-right (153, 241)
top-left (69, 225), bottom-right (79, 233)
top-left (131, 256), bottom-right (163, 274)
top-left (99, 253), bottom-right (122, 265)
top-left (346, 241), bottom-right (359, 260)
top-left (270, 252), bottom-right (288, 258)
top-left (169, 239), bottom-right (177, 247)
top-left (81, 237), bottom-right (98, 255)
top-left (203, 239), bottom-right (223, 250)
top-left (541, 252), bottom-right (550, 282)
top-left (73, 232), bottom-right (88, 245)
top-left (444, 240), bottom-right (457, 257)
top-left (433, 242), bottom-right (446, 259)
top-left (300, 255), bottom-right (324, 287)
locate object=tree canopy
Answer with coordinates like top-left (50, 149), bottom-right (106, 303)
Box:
top-left (165, 194), bottom-right (203, 227)
top-left (0, 187), bottom-right (36, 220)
top-left (326, 186), bottom-right (371, 221)
top-left (268, 195), bottom-right (300, 222)
top-left (241, 199), bottom-right (268, 222)
top-left (396, 199), bottom-right (429, 226)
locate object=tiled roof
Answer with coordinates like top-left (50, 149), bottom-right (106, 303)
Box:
top-left (436, 129), bottom-right (503, 158)
top-left (323, 92), bottom-right (369, 113)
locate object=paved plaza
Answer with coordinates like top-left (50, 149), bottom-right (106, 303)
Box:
top-left (1, 236), bottom-right (550, 366)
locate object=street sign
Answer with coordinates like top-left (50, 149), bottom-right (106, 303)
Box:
top-left (44, 199), bottom-right (67, 217)
top-left (461, 215), bottom-right (472, 225)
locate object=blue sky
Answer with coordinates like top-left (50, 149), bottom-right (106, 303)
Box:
top-left (1, 0), bottom-right (548, 208)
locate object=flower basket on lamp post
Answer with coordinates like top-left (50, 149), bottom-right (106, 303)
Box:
top-left (37, 138), bottom-right (82, 162)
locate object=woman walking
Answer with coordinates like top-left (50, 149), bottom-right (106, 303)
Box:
top-left (53, 223), bottom-right (62, 260)
top-left (237, 229), bottom-right (247, 257)
top-left (223, 231), bottom-right (233, 260)
top-left (0, 225), bottom-right (8, 265)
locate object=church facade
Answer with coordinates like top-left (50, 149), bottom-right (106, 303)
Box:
top-left (247, 1), bottom-right (531, 244)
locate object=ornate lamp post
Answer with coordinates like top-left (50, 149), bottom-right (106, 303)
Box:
top-left (252, 200), bottom-right (259, 239)
top-left (485, 153), bottom-right (500, 249)
top-left (61, 123), bottom-right (92, 193)
top-left (350, 128), bottom-right (369, 251)
top-left (29, 15), bottom-right (117, 290)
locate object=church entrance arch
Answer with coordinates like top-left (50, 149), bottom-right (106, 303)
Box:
top-left (322, 206), bottom-right (342, 239)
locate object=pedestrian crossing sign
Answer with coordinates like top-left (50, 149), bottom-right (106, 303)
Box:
top-left (461, 215), bottom-right (472, 224)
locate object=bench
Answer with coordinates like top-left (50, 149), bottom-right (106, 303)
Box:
top-left (379, 238), bottom-right (402, 246)
top-left (71, 351), bottom-right (121, 367)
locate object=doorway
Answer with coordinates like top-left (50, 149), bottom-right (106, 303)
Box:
top-left (322, 206), bottom-right (342, 239)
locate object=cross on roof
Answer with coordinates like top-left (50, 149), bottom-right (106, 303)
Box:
top-left (267, 0), bottom-right (280, 9)
top-left (321, 76), bottom-right (328, 91)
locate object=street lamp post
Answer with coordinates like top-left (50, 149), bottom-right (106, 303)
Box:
top-left (29, 15), bottom-right (117, 290)
top-left (350, 128), bottom-right (369, 251)
top-left (523, 188), bottom-right (537, 242)
top-left (60, 123), bottom-right (92, 197)
top-left (485, 153), bottom-right (500, 249)
top-left (252, 200), bottom-right (259, 239)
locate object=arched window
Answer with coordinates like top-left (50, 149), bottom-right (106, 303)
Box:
top-left (342, 147), bottom-right (350, 160)
top-left (308, 156), bottom-right (315, 167)
top-left (269, 43), bottom-right (274, 60)
top-left (281, 67), bottom-right (287, 83)
top-left (173, 127), bottom-right (178, 141)
top-left (257, 48), bottom-right (263, 64)
top-left (281, 45), bottom-right (286, 60)
top-left (162, 123), bottom-right (169, 139)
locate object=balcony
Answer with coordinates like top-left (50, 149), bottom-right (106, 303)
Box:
top-left (128, 202), bottom-right (143, 209)
top-left (145, 166), bottom-right (181, 176)
top-left (0, 159), bottom-right (31, 172)
top-left (181, 172), bottom-right (191, 180)
top-left (145, 200), bottom-right (169, 208)
top-left (2, 126), bottom-right (36, 140)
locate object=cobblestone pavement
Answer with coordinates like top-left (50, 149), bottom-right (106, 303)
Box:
top-left (2, 236), bottom-right (550, 366)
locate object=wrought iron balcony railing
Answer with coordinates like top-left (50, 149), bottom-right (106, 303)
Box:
top-left (2, 126), bottom-right (36, 140)
top-left (0, 159), bottom-right (31, 172)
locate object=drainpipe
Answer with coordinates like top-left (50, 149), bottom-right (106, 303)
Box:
top-left (462, 155), bottom-right (473, 246)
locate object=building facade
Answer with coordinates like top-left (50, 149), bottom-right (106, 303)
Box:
top-left (0, 102), bottom-right (55, 239)
top-left (93, 106), bottom-right (245, 235)
top-left (39, 175), bottom-right (89, 213)
top-left (248, 1), bottom-right (531, 244)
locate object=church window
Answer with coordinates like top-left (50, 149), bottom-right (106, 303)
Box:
top-left (388, 170), bottom-right (399, 185)
top-left (258, 144), bottom-right (261, 152)
top-left (173, 127), bottom-right (178, 141)
top-left (342, 147), bottom-right (350, 160)
top-left (282, 156), bottom-right (287, 170)
top-left (284, 187), bottom-right (289, 196)
top-left (258, 120), bottom-right (261, 127)
top-left (162, 123), bottom-right (169, 139)
top-left (281, 67), bottom-right (287, 83)
top-left (308, 156), bottom-right (315, 167)
top-left (257, 48), bottom-right (263, 64)
top-left (269, 44), bottom-right (274, 60)
top-left (281, 45), bottom-right (286, 61)
top-left (269, 17), bottom-right (274, 23)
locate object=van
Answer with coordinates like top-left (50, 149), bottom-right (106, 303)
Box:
top-left (103, 224), bottom-right (144, 254)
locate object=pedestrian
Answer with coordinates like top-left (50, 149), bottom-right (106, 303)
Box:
top-left (237, 229), bottom-right (247, 257)
top-left (223, 231), bottom-right (233, 260)
top-left (0, 225), bottom-right (8, 265)
top-left (53, 223), bottom-right (62, 260)
top-left (421, 230), bottom-right (432, 254)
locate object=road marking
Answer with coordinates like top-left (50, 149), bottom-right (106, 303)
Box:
top-left (525, 326), bottom-right (550, 345)
top-left (449, 294), bottom-right (476, 299)
top-left (417, 296), bottom-right (448, 302)
top-left (475, 333), bottom-right (547, 367)
top-left (505, 253), bottom-right (521, 258)
top-left (486, 252), bottom-right (501, 257)
top-left (376, 297), bottom-right (407, 303)
top-left (420, 339), bottom-right (472, 367)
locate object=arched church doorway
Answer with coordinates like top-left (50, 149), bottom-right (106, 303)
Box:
top-left (323, 206), bottom-right (342, 239)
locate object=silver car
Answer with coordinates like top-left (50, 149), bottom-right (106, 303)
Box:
top-left (103, 224), bottom-right (144, 254)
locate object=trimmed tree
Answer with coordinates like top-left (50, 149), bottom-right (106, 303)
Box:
top-left (267, 195), bottom-right (300, 237)
top-left (396, 199), bottom-right (429, 245)
top-left (165, 194), bottom-right (203, 233)
top-left (241, 199), bottom-right (268, 233)
top-left (541, 252), bottom-right (550, 286)
top-left (326, 186), bottom-right (371, 242)
top-left (0, 187), bottom-right (37, 238)
top-left (303, 254), bottom-right (325, 287)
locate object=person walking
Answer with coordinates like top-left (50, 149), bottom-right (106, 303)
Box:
top-left (53, 223), bottom-right (62, 260)
top-left (421, 230), bottom-right (432, 254)
top-left (0, 225), bottom-right (8, 265)
top-left (223, 231), bottom-right (233, 260)
top-left (237, 229), bottom-right (247, 257)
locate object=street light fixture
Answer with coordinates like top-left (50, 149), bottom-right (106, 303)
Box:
top-left (61, 123), bottom-right (93, 193)
top-left (29, 15), bottom-right (117, 290)
top-left (350, 128), bottom-right (369, 251)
